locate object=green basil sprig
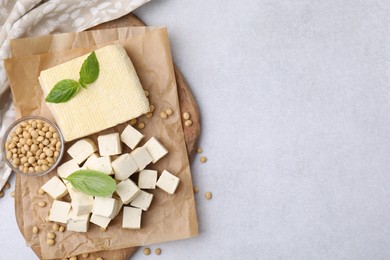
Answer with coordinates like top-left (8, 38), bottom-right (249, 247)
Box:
top-left (45, 51), bottom-right (100, 103)
top-left (63, 170), bottom-right (116, 197)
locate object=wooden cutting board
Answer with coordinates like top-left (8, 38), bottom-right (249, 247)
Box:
top-left (14, 13), bottom-right (200, 260)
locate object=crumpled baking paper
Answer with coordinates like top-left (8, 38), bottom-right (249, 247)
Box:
top-left (4, 27), bottom-right (198, 259)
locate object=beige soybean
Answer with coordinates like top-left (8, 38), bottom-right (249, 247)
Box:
top-left (160, 111), bottom-right (168, 119)
top-left (200, 156), bottom-right (207, 163)
top-left (129, 118), bottom-right (137, 126)
top-left (32, 226), bottom-right (39, 234)
top-left (166, 108), bottom-right (173, 115)
top-left (138, 122), bottom-right (145, 129)
top-left (143, 248), bottom-right (151, 255)
top-left (146, 112), bottom-right (153, 118)
top-left (59, 225), bottom-right (65, 232)
top-left (69, 256), bottom-right (77, 260)
top-left (182, 112), bottom-right (190, 120)
top-left (184, 120), bottom-right (193, 127)
top-left (53, 223), bottom-right (60, 231)
top-left (47, 232), bottom-right (56, 239)
top-left (82, 253), bottom-right (89, 258)
top-left (45, 149), bottom-right (54, 157)
top-left (193, 186), bottom-right (199, 193)
top-left (38, 201), bottom-right (46, 207)
top-left (46, 239), bottom-right (55, 246)
top-left (155, 248), bottom-right (162, 255)
top-left (205, 192), bottom-right (212, 200)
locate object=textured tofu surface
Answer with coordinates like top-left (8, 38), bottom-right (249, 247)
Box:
top-left (123, 207), bottom-right (142, 229)
top-left (143, 137), bottom-right (168, 163)
top-left (49, 200), bottom-right (71, 224)
top-left (138, 169), bottom-right (157, 189)
top-left (156, 170), bottom-right (180, 195)
top-left (120, 124), bottom-right (144, 150)
top-left (39, 44), bottom-right (150, 141)
top-left (130, 190), bottom-right (154, 211)
top-left (116, 179), bottom-right (141, 204)
top-left (112, 154), bottom-right (138, 180)
top-left (90, 213), bottom-right (111, 229)
top-left (41, 176), bottom-right (68, 200)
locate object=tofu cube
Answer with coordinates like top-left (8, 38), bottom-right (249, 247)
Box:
top-left (85, 156), bottom-right (113, 175)
top-left (92, 197), bottom-right (117, 218)
top-left (156, 170), bottom-right (180, 195)
top-left (67, 209), bottom-right (90, 232)
top-left (130, 147), bottom-right (153, 171)
top-left (98, 133), bottom-right (122, 156)
top-left (82, 153), bottom-right (99, 169)
top-left (113, 196), bottom-right (123, 217)
top-left (122, 207), bottom-right (142, 229)
top-left (49, 200), bottom-right (71, 224)
top-left (57, 159), bottom-right (80, 182)
top-left (41, 176), bottom-right (68, 199)
top-left (116, 179), bottom-right (141, 204)
top-left (111, 154), bottom-right (138, 180)
top-left (138, 169), bottom-right (157, 189)
top-left (67, 138), bottom-right (97, 164)
top-left (130, 190), bottom-right (153, 211)
top-left (121, 124), bottom-right (144, 149)
top-left (143, 137), bottom-right (168, 163)
top-left (67, 184), bottom-right (94, 216)
top-left (90, 213), bottom-right (111, 229)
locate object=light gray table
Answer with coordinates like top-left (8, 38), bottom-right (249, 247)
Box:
top-left (2, 0), bottom-right (390, 259)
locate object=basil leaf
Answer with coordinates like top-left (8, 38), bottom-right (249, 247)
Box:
top-left (79, 80), bottom-right (88, 89)
top-left (79, 51), bottom-right (100, 85)
top-left (45, 79), bottom-right (81, 103)
top-left (64, 170), bottom-right (116, 197)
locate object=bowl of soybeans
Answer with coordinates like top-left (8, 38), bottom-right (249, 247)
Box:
top-left (2, 116), bottom-right (65, 177)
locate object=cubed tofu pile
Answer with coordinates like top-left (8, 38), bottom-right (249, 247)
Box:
top-left (41, 124), bottom-right (180, 232)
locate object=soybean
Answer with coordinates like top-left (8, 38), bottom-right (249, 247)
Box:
top-left (143, 247), bottom-right (151, 255)
top-left (205, 192), bottom-right (212, 200)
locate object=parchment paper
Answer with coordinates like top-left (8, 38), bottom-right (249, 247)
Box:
top-left (4, 27), bottom-right (198, 259)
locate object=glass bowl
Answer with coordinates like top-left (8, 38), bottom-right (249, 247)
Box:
top-left (2, 116), bottom-right (65, 177)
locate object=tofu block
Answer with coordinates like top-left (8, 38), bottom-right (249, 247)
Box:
top-left (122, 207), bottom-right (142, 229)
top-left (67, 138), bottom-right (97, 164)
top-left (57, 159), bottom-right (80, 181)
top-left (111, 154), bottom-right (138, 180)
top-left (98, 133), bottom-right (122, 156)
top-left (116, 179), bottom-right (141, 204)
top-left (92, 197), bottom-right (117, 218)
top-left (138, 169), bottom-right (157, 189)
top-left (130, 190), bottom-right (153, 211)
top-left (67, 209), bottom-right (90, 232)
top-left (41, 176), bottom-right (68, 199)
top-left (39, 44), bottom-right (150, 142)
top-left (156, 170), bottom-right (180, 195)
top-left (67, 184), bottom-right (94, 216)
top-left (120, 124), bottom-right (144, 149)
top-left (90, 213), bottom-right (111, 229)
top-left (82, 153), bottom-right (99, 169)
top-left (85, 156), bottom-right (113, 175)
top-left (143, 137), bottom-right (168, 163)
top-left (130, 147), bottom-right (153, 171)
top-left (49, 200), bottom-right (71, 224)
